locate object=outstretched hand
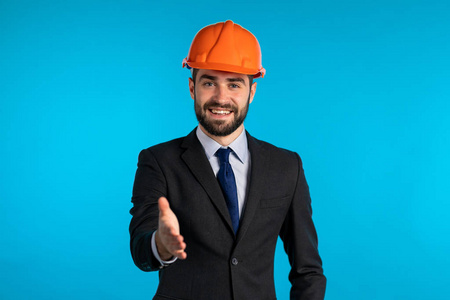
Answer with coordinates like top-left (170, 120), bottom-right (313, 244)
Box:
top-left (155, 197), bottom-right (187, 260)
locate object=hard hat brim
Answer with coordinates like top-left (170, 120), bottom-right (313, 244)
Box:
top-left (183, 60), bottom-right (265, 79)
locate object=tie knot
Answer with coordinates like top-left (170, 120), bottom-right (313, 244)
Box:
top-left (216, 148), bottom-right (232, 164)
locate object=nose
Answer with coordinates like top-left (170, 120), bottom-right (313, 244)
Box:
top-left (214, 84), bottom-right (228, 102)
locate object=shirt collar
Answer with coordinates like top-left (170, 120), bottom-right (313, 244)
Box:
top-left (196, 126), bottom-right (248, 164)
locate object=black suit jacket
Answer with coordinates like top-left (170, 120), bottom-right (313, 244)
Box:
top-left (129, 129), bottom-right (326, 300)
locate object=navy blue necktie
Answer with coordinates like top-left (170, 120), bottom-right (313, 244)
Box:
top-left (216, 148), bottom-right (239, 234)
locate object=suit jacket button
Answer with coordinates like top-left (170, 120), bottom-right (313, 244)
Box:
top-left (231, 258), bottom-right (238, 265)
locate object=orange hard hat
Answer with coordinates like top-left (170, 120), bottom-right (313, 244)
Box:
top-left (182, 20), bottom-right (265, 78)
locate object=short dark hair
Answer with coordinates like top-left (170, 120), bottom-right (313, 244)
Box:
top-left (191, 68), bottom-right (254, 87)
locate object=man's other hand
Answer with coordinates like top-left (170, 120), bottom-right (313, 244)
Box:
top-left (155, 197), bottom-right (187, 260)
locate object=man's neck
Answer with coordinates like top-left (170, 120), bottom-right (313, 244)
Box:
top-left (198, 124), bottom-right (244, 147)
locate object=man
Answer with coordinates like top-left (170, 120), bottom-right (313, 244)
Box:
top-left (129, 20), bottom-right (326, 300)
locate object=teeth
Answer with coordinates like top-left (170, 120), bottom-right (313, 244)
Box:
top-left (211, 109), bottom-right (231, 115)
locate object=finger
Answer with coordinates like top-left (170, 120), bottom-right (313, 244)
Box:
top-left (165, 234), bottom-right (185, 246)
top-left (168, 242), bottom-right (186, 253)
top-left (171, 244), bottom-right (187, 259)
top-left (176, 251), bottom-right (187, 260)
top-left (158, 197), bottom-right (170, 214)
top-left (165, 235), bottom-right (185, 249)
top-left (163, 234), bottom-right (182, 244)
top-left (169, 227), bottom-right (180, 236)
top-left (168, 237), bottom-right (185, 248)
top-left (167, 239), bottom-right (187, 260)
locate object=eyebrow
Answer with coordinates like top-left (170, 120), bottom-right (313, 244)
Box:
top-left (198, 74), bottom-right (247, 86)
top-left (198, 74), bottom-right (217, 82)
top-left (227, 77), bottom-right (246, 85)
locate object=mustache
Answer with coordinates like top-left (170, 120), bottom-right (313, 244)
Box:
top-left (203, 101), bottom-right (236, 111)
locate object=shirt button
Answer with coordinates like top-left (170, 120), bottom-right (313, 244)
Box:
top-left (231, 258), bottom-right (238, 265)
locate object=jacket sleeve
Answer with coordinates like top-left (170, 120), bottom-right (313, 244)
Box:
top-left (279, 153), bottom-right (327, 300)
top-left (129, 148), bottom-right (167, 271)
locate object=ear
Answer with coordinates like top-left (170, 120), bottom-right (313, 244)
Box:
top-left (189, 77), bottom-right (195, 100)
top-left (249, 82), bottom-right (257, 104)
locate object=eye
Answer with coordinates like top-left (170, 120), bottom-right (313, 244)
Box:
top-left (229, 83), bottom-right (241, 89)
top-left (202, 81), bottom-right (214, 87)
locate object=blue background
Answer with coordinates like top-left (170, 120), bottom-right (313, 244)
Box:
top-left (1, 0), bottom-right (449, 299)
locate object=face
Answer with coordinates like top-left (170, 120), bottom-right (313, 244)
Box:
top-left (189, 69), bottom-right (257, 137)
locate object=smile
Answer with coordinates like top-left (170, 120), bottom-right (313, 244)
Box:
top-left (209, 109), bottom-right (232, 115)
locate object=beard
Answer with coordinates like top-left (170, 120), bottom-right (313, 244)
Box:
top-left (195, 96), bottom-right (250, 137)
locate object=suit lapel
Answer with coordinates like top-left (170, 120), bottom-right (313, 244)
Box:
top-left (235, 132), bottom-right (268, 244)
top-left (181, 129), bottom-right (235, 234)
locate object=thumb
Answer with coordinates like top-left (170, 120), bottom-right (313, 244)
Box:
top-left (158, 197), bottom-right (170, 215)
